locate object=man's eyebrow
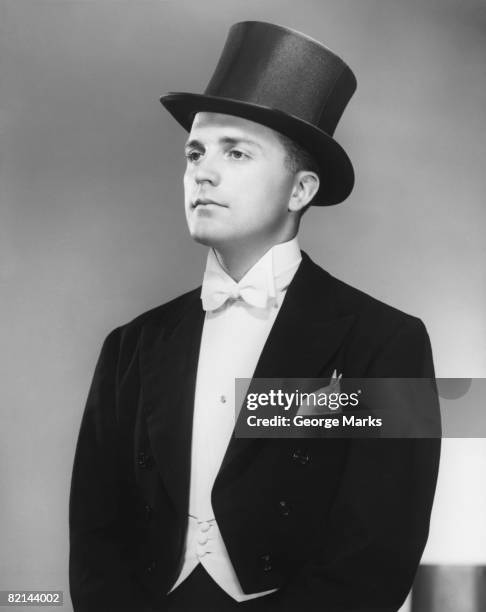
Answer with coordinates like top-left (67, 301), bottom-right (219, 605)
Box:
top-left (184, 138), bottom-right (203, 150)
top-left (184, 136), bottom-right (263, 150)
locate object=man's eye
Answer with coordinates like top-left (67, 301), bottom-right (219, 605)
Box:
top-left (228, 149), bottom-right (247, 160)
top-left (185, 150), bottom-right (202, 162)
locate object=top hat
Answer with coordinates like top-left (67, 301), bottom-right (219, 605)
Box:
top-left (160, 21), bottom-right (357, 206)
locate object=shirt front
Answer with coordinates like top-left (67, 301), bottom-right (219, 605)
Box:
top-left (168, 237), bottom-right (302, 601)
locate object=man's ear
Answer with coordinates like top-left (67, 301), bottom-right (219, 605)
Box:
top-left (288, 171), bottom-right (320, 212)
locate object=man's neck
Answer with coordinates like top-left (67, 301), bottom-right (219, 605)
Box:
top-left (213, 235), bottom-right (297, 282)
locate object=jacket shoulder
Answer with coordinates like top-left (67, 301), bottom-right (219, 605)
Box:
top-left (303, 254), bottom-right (430, 353)
top-left (304, 250), bottom-right (421, 327)
top-left (307, 259), bottom-right (433, 376)
top-left (124, 286), bottom-right (201, 329)
top-left (328, 271), bottom-right (422, 328)
top-left (102, 286), bottom-right (201, 350)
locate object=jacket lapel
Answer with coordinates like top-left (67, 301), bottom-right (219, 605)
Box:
top-left (215, 251), bottom-right (356, 487)
top-left (250, 251), bottom-right (355, 379)
top-left (140, 289), bottom-right (204, 515)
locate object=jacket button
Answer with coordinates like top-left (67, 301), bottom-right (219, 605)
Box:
top-left (279, 500), bottom-right (290, 517)
top-left (260, 553), bottom-right (272, 572)
top-left (138, 452), bottom-right (154, 470)
top-left (144, 504), bottom-right (153, 520)
top-left (146, 560), bottom-right (157, 573)
top-left (292, 449), bottom-right (310, 465)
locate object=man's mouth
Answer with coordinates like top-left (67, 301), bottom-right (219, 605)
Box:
top-left (192, 198), bottom-right (227, 209)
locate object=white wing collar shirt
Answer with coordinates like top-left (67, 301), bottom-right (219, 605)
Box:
top-left (168, 237), bottom-right (302, 601)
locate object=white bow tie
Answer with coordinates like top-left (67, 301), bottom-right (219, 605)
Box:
top-left (201, 268), bottom-right (273, 311)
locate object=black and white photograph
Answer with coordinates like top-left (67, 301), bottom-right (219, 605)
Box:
top-left (1, 1), bottom-right (485, 611)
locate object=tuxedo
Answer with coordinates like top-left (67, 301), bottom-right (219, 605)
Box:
top-left (69, 251), bottom-right (441, 611)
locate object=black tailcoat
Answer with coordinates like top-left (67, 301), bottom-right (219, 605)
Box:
top-left (69, 251), bottom-right (441, 611)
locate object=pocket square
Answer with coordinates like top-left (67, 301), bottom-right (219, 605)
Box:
top-left (297, 370), bottom-right (343, 415)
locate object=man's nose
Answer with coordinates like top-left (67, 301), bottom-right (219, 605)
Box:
top-left (194, 154), bottom-right (220, 185)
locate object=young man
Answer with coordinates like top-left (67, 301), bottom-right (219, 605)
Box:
top-left (69, 21), bottom-right (441, 612)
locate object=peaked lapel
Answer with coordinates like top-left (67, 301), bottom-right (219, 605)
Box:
top-left (214, 251), bottom-right (356, 489)
top-left (140, 289), bottom-right (204, 515)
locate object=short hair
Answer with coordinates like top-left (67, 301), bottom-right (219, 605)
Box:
top-left (275, 132), bottom-right (320, 214)
top-left (276, 132), bottom-right (320, 176)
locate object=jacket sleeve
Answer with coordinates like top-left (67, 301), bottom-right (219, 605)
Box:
top-left (273, 318), bottom-right (441, 612)
top-left (69, 328), bottom-right (150, 612)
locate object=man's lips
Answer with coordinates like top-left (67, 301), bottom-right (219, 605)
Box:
top-left (192, 198), bottom-right (228, 209)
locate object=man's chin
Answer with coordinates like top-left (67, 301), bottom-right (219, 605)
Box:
top-left (189, 230), bottom-right (225, 249)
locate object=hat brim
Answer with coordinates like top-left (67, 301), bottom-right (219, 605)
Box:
top-left (160, 92), bottom-right (354, 206)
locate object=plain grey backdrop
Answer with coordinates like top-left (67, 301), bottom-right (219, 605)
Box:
top-left (1, 0), bottom-right (485, 609)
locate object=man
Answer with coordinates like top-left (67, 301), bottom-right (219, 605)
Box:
top-left (69, 21), bottom-right (441, 612)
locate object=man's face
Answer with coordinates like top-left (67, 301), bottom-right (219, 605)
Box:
top-left (183, 112), bottom-right (295, 250)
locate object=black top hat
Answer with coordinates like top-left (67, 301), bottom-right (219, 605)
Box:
top-left (160, 21), bottom-right (357, 206)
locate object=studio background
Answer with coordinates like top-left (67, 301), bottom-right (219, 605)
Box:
top-left (1, 1), bottom-right (485, 610)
